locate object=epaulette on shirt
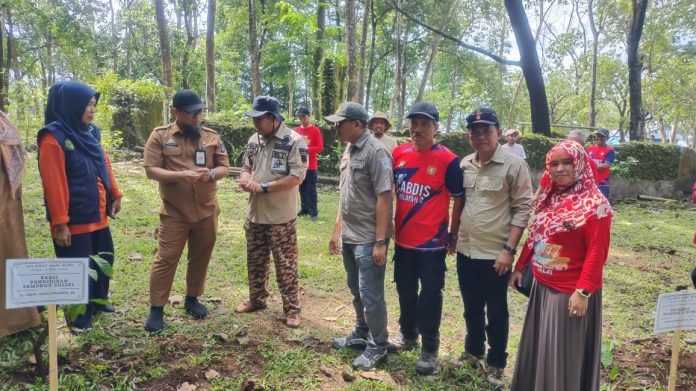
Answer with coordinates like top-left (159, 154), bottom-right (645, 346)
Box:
top-left (201, 126), bottom-right (218, 134)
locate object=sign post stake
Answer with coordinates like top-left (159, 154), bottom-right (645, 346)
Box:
top-left (47, 304), bottom-right (58, 391)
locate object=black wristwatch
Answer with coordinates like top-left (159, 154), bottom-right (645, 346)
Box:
top-left (375, 239), bottom-right (387, 246)
top-left (261, 181), bottom-right (269, 193)
top-left (576, 288), bottom-right (591, 298)
top-left (502, 244), bottom-right (517, 255)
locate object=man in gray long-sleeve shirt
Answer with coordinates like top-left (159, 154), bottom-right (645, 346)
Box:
top-left (327, 102), bottom-right (394, 371)
top-left (455, 108), bottom-right (533, 389)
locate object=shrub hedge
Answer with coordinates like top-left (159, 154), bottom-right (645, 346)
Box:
top-left (204, 121), bottom-right (685, 181)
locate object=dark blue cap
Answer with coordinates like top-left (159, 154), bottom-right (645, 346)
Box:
top-left (595, 128), bottom-right (609, 138)
top-left (466, 108), bottom-right (499, 128)
top-left (296, 107), bottom-right (311, 116)
top-left (173, 90), bottom-right (204, 113)
top-left (245, 95), bottom-right (285, 122)
top-left (407, 102), bottom-right (439, 122)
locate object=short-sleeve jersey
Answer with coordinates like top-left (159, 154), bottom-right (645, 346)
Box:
top-left (586, 144), bottom-right (615, 184)
top-left (393, 142), bottom-right (463, 251)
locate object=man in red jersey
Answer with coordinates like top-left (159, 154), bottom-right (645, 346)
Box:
top-left (586, 128), bottom-right (615, 199)
top-left (389, 102), bottom-right (464, 375)
top-left (294, 107), bottom-right (324, 221)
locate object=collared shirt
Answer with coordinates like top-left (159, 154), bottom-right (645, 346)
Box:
top-left (501, 142), bottom-right (526, 159)
top-left (339, 131), bottom-right (394, 244)
top-left (374, 133), bottom-right (398, 153)
top-left (144, 122), bottom-right (230, 223)
top-left (457, 145), bottom-right (533, 259)
top-left (242, 123), bottom-right (308, 224)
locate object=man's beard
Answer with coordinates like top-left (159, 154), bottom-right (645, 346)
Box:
top-left (181, 123), bottom-right (201, 138)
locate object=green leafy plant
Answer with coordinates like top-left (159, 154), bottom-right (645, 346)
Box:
top-left (65, 252), bottom-right (114, 323)
top-left (601, 339), bottom-right (620, 381)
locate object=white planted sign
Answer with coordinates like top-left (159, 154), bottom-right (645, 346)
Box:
top-left (5, 258), bottom-right (89, 309)
top-left (654, 291), bottom-right (696, 334)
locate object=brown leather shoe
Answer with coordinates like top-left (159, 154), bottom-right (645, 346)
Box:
top-left (234, 302), bottom-right (266, 313)
top-left (285, 313), bottom-right (300, 328)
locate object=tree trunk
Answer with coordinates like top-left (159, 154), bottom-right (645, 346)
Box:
top-left (313, 0), bottom-right (326, 119)
top-left (181, 0), bottom-right (196, 89)
top-left (504, 0), bottom-right (550, 136)
top-left (446, 66), bottom-right (458, 133)
top-left (628, 0), bottom-right (649, 141)
top-left (364, 1), bottom-right (377, 111)
top-left (345, 0), bottom-right (358, 102)
top-left (0, 10), bottom-right (5, 112)
top-left (415, 0), bottom-right (456, 103)
top-left (356, 0), bottom-right (371, 104)
top-left (670, 114), bottom-right (678, 144)
top-left (248, 0), bottom-right (262, 98)
top-left (155, 0), bottom-right (172, 92)
top-left (205, 0), bottom-right (216, 111)
top-left (287, 79), bottom-right (294, 119)
top-left (658, 118), bottom-right (667, 143)
top-left (110, 0), bottom-right (118, 73)
top-left (389, 3), bottom-right (402, 121)
top-left (587, 0), bottom-right (600, 128)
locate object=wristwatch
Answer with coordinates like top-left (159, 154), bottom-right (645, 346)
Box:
top-left (502, 243), bottom-right (517, 255)
top-left (375, 239), bottom-right (387, 246)
top-left (576, 288), bottom-right (591, 298)
top-left (261, 181), bottom-right (269, 193)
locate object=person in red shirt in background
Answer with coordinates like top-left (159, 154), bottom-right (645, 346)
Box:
top-left (295, 107), bottom-right (323, 221)
top-left (586, 128), bottom-right (615, 199)
top-left (510, 140), bottom-right (613, 391)
top-left (37, 81), bottom-right (123, 331)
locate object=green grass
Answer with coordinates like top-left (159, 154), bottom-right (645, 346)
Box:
top-left (1, 156), bottom-right (695, 390)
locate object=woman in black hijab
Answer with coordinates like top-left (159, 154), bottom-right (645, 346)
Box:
top-left (37, 81), bottom-right (124, 331)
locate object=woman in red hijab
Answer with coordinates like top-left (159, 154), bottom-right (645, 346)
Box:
top-left (509, 141), bottom-right (613, 391)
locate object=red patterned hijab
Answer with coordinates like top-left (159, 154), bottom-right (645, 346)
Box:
top-left (527, 140), bottom-right (613, 248)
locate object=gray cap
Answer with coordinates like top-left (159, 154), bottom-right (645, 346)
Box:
top-left (325, 102), bottom-right (369, 123)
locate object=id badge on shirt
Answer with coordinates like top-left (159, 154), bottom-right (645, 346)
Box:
top-left (195, 144), bottom-right (206, 167)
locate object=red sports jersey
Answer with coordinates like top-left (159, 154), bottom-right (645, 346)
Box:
top-left (586, 144), bottom-right (615, 184)
top-left (393, 143), bottom-right (463, 251)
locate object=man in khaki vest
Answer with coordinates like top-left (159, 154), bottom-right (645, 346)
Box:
top-left (368, 111), bottom-right (398, 153)
top-left (143, 90), bottom-right (230, 332)
top-left (234, 96), bottom-right (308, 328)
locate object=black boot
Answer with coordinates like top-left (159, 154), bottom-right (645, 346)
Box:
top-left (145, 306), bottom-right (165, 332)
top-left (184, 296), bottom-right (208, 319)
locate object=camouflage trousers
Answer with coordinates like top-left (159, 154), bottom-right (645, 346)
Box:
top-left (244, 218), bottom-right (300, 315)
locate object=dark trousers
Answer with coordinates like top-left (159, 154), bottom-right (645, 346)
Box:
top-left (299, 169), bottom-right (318, 217)
top-left (54, 227), bottom-right (115, 314)
top-left (394, 246), bottom-right (446, 353)
top-left (456, 253), bottom-right (510, 369)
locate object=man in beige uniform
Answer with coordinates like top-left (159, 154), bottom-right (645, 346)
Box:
top-left (455, 108), bottom-right (532, 388)
top-left (368, 111), bottom-right (398, 153)
top-left (234, 96), bottom-right (308, 328)
top-left (143, 90), bottom-right (230, 332)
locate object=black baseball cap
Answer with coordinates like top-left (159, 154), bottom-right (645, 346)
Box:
top-left (466, 108), bottom-right (499, 128)
top-left (172, 90), bottom-right (204, 113)
top-left (407, 102), bottom-right (439, 122)
top-left (296, 107), bottom-right (311, 116)
top-left (245, 95), bottom-right (285, 122)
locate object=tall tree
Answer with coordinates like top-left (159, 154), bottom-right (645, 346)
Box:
top-left (356, 0), bottom-right (371, 104)
top-left (248, 0), bottom-right (261, 98)
top-left (313, 0), bottom-right (326, 119)
top-left (206, 0), bottom-right (216, 111)
top-left (345, 0), bottom-right (358, 101)
top-left (627, 0), bottom-right (649, 141)
top-left (415, 0), bottom-right (456, 103)
top-left (587, 0), bottom-right (603, 128)
top-left (154, 0), bottom-right (172, 93)
top-left (389, 0), bottom-right (552, 136)
top-left (0, 10), bottom-right (5, 112)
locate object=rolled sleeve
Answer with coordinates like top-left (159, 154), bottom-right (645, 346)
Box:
top-left (509, 161), bottom-right (533, 227)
